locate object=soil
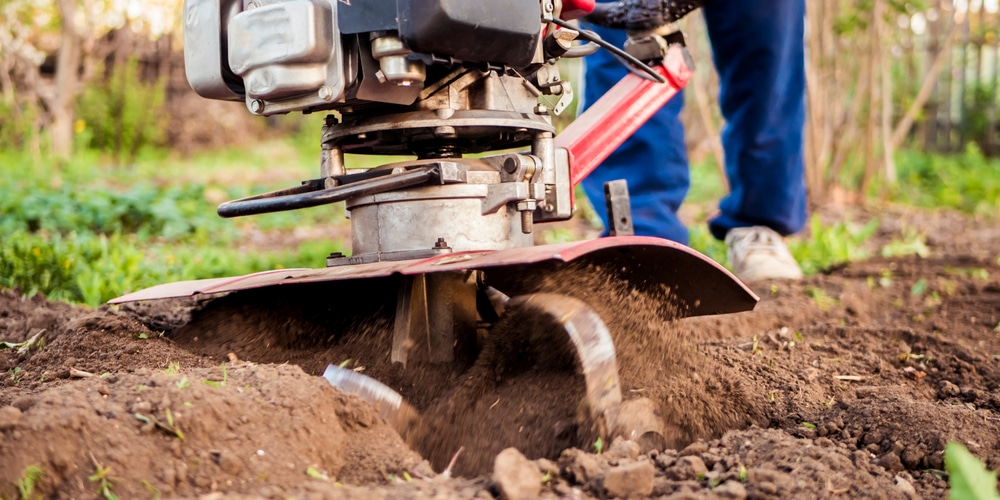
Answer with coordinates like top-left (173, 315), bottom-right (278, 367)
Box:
top-left (3, 204), bottom-right (1000, 499)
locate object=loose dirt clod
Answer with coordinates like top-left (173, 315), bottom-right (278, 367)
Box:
top-left (492, 448), bottom-right (542, 500)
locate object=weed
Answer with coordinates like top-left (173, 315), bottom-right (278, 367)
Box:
top-left (88, 464), bottom-right (118, 500)
top-left (541, 471), bottom-right (553, 484)
top-left (140, 479), bottom-right (161, 500)
top-left (163, 362), bottom-right (180, 375)
top-left (738, 464), bottom-right (748, 482)
top-left (593, 437), bottom-right (604, 455)
top-left (801, 422), bottom-right (817, 430)
top-left (789, 216), bottom-right (878, 275)
top-left (135, 411), bottom-right (185, 440)
top-left (203, 363), bottom-right (228, 388)
top-left (16, 465), bottom-right (44, 500)
top-left (9, 367), bottom-right (23, 384)
top-left (176, 377), bottom-right (190, 390)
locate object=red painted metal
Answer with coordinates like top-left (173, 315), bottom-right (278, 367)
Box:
top-left (560, 0), bottom-right (595, 20)
top-left (112, 237), bottom-right (757, 317)
top-left (558, 45), bottom-right (693, 187)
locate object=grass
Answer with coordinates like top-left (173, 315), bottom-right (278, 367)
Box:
top-left (2, 139), bottom-right (998, 306)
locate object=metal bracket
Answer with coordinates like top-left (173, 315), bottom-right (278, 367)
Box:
top-left (604, 179), bottom-right (634, 237)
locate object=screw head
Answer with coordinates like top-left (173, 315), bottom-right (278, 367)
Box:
top-left (318, 86), bottom-right (333, 101)
top-left (249, 99), bottom-right (265, 114)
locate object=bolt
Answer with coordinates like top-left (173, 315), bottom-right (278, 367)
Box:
top-left (327, 252), bottom-right (344, 259)
top-left (249, 99), bottom-right (265, 114)
top-left (434, 237), bottom-right (449, 249)
top-left (246, 0), bottom-right (260, 8)
top-left (318, 86), bottom-right (334, 101)
top-left (534, 104), bottom-right (549, 115)
top-left (503, 157), bottom-right (519, 174)
top-left (521, 211), bottom-right (533, 234)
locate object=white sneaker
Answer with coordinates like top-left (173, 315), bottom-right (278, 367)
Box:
top-left (725, 226), bottom-right (803, 282)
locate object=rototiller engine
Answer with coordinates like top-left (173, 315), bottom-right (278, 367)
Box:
top-left (115, 0), bottom-right (756, 463)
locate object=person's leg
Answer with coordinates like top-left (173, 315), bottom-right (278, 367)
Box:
top-left (703, 0), bottom-right (808, 241)
top-left (579, 24), bottom-right (691, 244)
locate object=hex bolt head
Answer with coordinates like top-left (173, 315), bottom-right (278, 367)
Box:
top-left (249, 99), bottom-right (265, 114)
top-left (318, 86), bottom-right (334, 101)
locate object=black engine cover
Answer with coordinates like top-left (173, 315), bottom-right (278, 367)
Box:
top-left (396, 0), bottom-right (540, 67)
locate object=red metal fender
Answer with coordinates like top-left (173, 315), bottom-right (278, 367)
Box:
top-left (111, 237), bottom-right (757, 318)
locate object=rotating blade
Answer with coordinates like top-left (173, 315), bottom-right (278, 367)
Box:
top-left (323, 364), bottom-right (422, 438)
top-left (504, 293), bottom-right (624, 434)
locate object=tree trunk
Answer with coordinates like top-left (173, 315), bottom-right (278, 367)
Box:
top-left (49, 0), bottom-right (83, 158)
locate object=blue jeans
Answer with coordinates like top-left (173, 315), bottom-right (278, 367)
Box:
top-left (580, 0), bottom-right (808, 244)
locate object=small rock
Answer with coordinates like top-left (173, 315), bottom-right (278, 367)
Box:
top-left (606, 438), bottom-right (641, 461)
top-left (855, 386), bottom-right (878, 399)
top-left (878, 452), bottom-right (904, 473)
top-left (0, 406), bottom-right (22, 430)
top-left (901, 447), bottom-right (924, 469)
top-left (535, 458), bottom-right (559, 477)
top-left (131, 401), bottom-right (153, 414)
top-left (815, 437), bottom-right (834, 447)
top-left (98, 385), bottom-right (110, 396)
top-left (214, 451), bottom-right (243, 475)
top-left (11, 396), bottom-right (36, 412)
top-left (654, 453), bottom-right (676, 470)
top-left (714, 480), bottom-right (748, 499)
top-left (559, 448), bottom-right (601, 484)
top-left (895, 475), bottom-right (917, 497)
top-left (666, 456), bottom-right (708, 481)
top-left (603, 460), bottom-right (655, 498)
top-left (756, 481), bottom-right (778, 495)
top-left (679, 441), bottom-right (709, 457)
top-left (493, 448), bottom-right (541, 500)
top-left (413, 460), bottom-right (436, 479)
top-left (938, 381), bottom-right (960, 399)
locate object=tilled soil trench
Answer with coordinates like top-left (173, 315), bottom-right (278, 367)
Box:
top-left (3, 208), bottom-right (1000, 499)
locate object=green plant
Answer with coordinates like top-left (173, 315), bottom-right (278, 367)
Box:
top-left (88, 464), bottom-right (118, 500)
top-left (881, 227), bottom-right (930, 259)
top-left (15, 465), bottom-right (44, 500)
top-left (8, 367), bottom-right (23, 385)
top-left (789, 216), bottom-right (879, 275)
top-left (945, 441), bottom-right (1000, 500)
top-left (140, 479), bottom-right (161, 500)
top-left (134, 410), bottom-right (185, 440)
top-left (203, 364), bottom-right (228, 388)
top-left (0, 330), bottom-right (45, 354)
